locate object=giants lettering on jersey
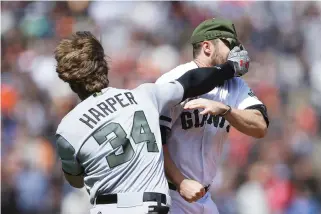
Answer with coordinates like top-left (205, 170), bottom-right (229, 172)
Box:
top-left (181, 109), bottom-right (230, 132)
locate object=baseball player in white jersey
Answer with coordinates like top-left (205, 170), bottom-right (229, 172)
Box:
top-left (53, 31), bottom-right (250, 214)
top-left (156, 19), bottom-right (269, 214)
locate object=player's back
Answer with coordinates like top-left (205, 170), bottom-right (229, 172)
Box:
top-left (56, 86), bottom-right (168, 204)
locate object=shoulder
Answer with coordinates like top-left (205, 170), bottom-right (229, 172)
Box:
top-left (226, 77), bottom-right (246, 86)
top-left (55, 115), bottom-right (78, 157)
top-left (132, 83), bottom-right (158, 101)
top-left (55, 101), bottom-right (85, 141)
top-left (134, 83), bottom-right (155, 94)
top-left (208, 77), bottom-right (246, 101)
top-left (225, 77), bottom-right (248, 92)
top-left (156, 61), bottom-right (198, 84)
top-left (56, 109), bottom-right (77, 135)
top-left (134, 82), bottom-right (178, 96)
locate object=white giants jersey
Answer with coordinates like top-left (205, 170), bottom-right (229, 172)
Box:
top-left (156, 61), bottom-right (263, 186)
top-left (55, 82), bottom-right (184, 204)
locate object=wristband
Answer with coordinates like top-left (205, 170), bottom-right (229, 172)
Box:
top-left (220, 105), bottom-right (231, 116)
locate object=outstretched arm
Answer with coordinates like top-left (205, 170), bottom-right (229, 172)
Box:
top-left (151, 46), bottom-right (249, 113)
top-left (177, 46), bottom-right (250, 101)
top-left (176, 62), bottom-right (234, 101)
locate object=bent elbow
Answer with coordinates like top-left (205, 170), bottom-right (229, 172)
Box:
top-left (255, 131), bottom-right (266, 139)
top-left (255, 124), bottom-right (268, 139)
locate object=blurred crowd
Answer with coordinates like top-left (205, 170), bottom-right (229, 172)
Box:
top-left (1, 1), bottom-right (321, 214)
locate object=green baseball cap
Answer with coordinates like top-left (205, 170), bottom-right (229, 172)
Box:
top-left (190, 18), bottom-right (239, 47)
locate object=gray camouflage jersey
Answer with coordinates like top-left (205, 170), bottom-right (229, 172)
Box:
top-left (55, 82), bottom-right (184, 204)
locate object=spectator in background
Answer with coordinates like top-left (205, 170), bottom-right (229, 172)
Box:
top-left (235, 162), bottom-right (271, 214)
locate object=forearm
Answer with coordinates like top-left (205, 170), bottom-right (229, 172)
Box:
top-left (224, 108), bottom-right (268, 138)
top-left (160, 126), bottom-right (186, 186)
top-left (177, 62), bottom-right (234, 101)
top-left (163, 145), bottom-right (186, 187)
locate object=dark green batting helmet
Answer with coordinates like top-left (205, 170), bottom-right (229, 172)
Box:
top-left (190, 18), bottom-right (240, 49)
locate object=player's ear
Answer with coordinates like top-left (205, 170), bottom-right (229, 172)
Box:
top-left (202, 41), bottom-right (211, 56)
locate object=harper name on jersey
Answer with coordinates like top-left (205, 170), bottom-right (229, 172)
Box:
top-left (79, 92), bottom-right (137, 129)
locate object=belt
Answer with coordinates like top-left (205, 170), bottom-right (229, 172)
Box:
top-left (168, 182), bottom-right (211, 192)
top-left (96, 192), bottom-right (167, 205)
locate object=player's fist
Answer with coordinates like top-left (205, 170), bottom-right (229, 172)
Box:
top-left (184, 98), bottom-right (228, 116)
top-left (178, 179), bottom-right (206, 203)
top-left (227, 46), bottom-right (250, 77)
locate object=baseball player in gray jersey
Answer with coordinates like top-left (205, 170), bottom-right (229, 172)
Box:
top-left (54, 31), bottom-right (249, 214)
top-left (157, 19), bottom-right (269, 214)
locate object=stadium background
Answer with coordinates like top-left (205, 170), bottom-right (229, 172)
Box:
top-left (1, 1), bottom-right (321, 214)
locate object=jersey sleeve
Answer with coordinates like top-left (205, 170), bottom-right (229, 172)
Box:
top-left (235, 79), bottom-right (263, 110)
top-left (235, 79), bottom-right (269, 126)
top-left (55, 134), bottom-right (84, 176)
top-left (145, 81), bottom-right (184, 114)
top-left (155, 75), bottom-right (182, 130)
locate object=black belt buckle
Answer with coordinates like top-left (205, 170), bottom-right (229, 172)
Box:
top-left (148, 205), bottom-right (169, 214)
top-left (147, 192), bottom-right (169, 214)
top-left (144, 192), bottom-right (167, 204)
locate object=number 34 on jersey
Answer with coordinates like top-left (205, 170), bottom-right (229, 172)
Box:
top-left (92, 110), bottom-right (158, 168)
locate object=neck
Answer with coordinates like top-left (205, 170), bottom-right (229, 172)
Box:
top-left (193, 58), bottom-right (213, 68)
top-left (79, 93), bottom-right (91, 101)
